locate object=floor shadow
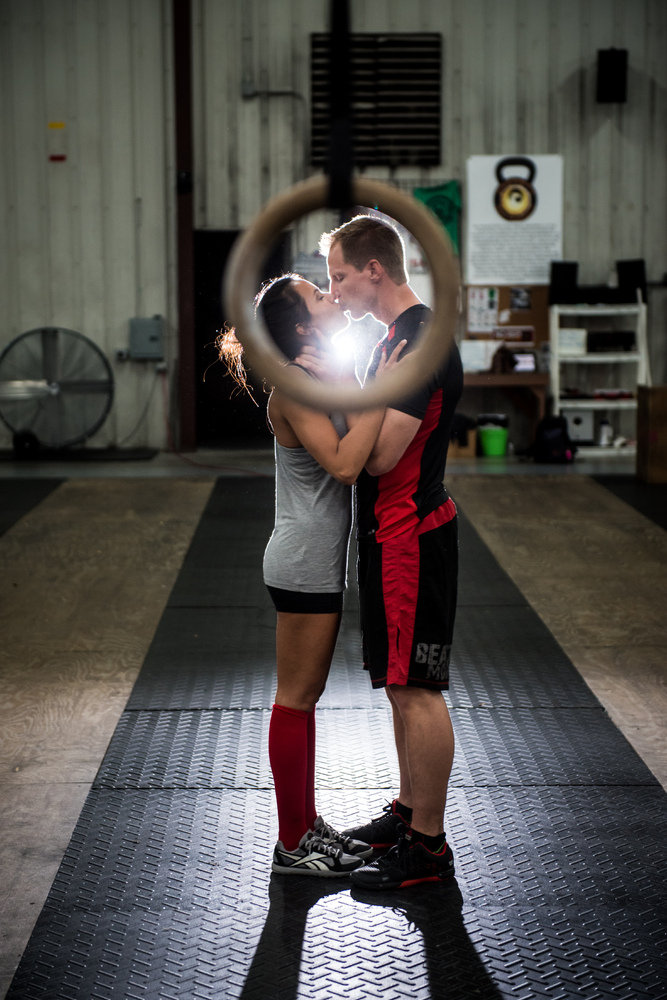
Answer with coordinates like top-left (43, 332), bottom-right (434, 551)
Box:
top-left (240, 875), bottom-right (504, 999)
top-left (239, 875), bottom-right (350, 999)
top-left (350, 880), bottom-right (505, 1000)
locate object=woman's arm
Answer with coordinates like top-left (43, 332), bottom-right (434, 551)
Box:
top-left (273, 373), bottom-right (385, 485)
top-left (275, 337), bottom-right (408, 484)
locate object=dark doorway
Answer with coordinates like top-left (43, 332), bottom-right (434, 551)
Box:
top-left (194, 230), bottom-right (291, 447)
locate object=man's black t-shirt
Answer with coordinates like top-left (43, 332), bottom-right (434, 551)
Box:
top-left (355, 304), bottom-right (463, 542)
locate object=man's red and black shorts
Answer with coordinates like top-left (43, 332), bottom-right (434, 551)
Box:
top-left (357, 512), bottom-right (458, 690)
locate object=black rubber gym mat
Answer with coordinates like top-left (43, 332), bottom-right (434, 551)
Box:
top-left (125, 603), bottom-right (595, 712)
top-left (32, 785), bottom-right (662, 916)
top-left (0, 477), bottom-right (64, 536)
top-left (594, 474), bottom-right (667, 531)
top-left (7, 476), bottom-right (666, 1000)
top-left (456, 509), bottom-right (527, 608)
top-left (94, 706), bottom-right (653, 791)
top-left (9, 787), bottom-right (665, 998)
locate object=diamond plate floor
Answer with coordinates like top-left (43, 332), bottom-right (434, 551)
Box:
top-left (7, 478), bottom-right (667, 1000)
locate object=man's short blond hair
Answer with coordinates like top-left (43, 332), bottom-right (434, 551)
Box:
top-left (319, 215), bottom-right (408, 285)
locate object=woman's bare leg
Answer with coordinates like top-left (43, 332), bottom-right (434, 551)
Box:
top-left (274, 611), bottom-right (341, 710)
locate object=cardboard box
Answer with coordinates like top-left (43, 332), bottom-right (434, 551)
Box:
top-left (637, 385), bottom-right (667, 483)
top-left (558, 328), bottom-right (588, 355)
top-left (448, 429), bottom-right (477, 458)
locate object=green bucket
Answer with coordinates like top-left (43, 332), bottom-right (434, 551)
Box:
top-left (478, 426), bottom-right (508, 457)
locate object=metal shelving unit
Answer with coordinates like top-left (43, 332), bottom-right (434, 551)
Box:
top-left (549, 300), bottom-right (650, 457)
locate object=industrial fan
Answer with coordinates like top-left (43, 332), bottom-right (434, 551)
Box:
top-left (0, 327), bottom-right (114, 452)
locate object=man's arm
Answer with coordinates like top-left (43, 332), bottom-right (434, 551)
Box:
top-left (365, 407), bottom-right (421, 476)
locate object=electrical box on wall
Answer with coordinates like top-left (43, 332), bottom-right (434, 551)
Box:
top-left (129, 316), bottom-right (164, 359)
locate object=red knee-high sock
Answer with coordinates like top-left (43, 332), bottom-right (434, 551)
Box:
top-left (305, 707), bottom-right (317, 830)
top-left (268, 703), bottom-right (310, 850)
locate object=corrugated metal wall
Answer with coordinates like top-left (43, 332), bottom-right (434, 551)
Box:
top-left (1, 0), bottom-right (665, 449)
top-left (0, 0), bottom-right (175, 449)
top-left (194, 0), bottom-right (666, 384)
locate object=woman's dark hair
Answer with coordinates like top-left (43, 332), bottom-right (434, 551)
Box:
top-left (216, 273), bottom-right (312, 394)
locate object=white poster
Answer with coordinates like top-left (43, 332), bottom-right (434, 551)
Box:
top-left (465, 155), bottom-right (563, 285)
top-left (467, 286), bottom-right (499, 333)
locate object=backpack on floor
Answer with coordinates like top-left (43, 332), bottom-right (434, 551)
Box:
top-left (531, 415), bottom-right (576, 464)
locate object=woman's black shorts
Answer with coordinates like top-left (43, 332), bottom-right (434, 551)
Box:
top-left (266, 586), bottom-right (344, 614)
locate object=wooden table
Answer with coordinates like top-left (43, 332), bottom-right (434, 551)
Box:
top-left (462, 371), bottom-right (549, 421)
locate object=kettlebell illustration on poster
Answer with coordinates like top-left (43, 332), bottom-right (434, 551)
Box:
top-left (494, 157), bottom-right (538, 221)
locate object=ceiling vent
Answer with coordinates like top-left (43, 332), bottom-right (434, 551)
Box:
top-left (310, 33), bottom-right (442, 168)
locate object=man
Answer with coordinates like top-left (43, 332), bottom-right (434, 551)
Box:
top-left (319, 215), bottom-right (463, 890)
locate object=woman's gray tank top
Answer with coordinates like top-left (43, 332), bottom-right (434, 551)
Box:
top-left (263, 415), bottom-right (352, 594)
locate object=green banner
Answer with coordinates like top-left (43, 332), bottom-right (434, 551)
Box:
top-left (412, 180), bottom-right (461, 255)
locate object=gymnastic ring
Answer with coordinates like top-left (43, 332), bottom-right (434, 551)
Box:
top-left (223, 175), bottom-right (459, 412)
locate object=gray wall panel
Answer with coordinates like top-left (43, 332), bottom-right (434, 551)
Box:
top-left (1, 0), bottom-right (664, 448)
top-left (0, 0), bottom-right (175, 449)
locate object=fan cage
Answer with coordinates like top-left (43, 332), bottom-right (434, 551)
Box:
top-left (0, 327), bottom-right (114, 449)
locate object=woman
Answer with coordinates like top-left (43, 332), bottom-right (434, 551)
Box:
top-left (218, 273), bottom-right (404, 877)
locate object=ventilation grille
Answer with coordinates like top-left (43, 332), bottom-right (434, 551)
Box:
top-left (310, 33), bottom-right (442, 168)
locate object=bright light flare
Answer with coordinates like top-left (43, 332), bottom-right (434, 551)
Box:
top-left (331, 329), bottom-right (357, 365)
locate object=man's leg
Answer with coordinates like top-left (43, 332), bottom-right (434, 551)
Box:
top-left (350, 683), bottom-right (456, 889)
top-left (387, 687), bottom-right (412, 809)
top-left (386, 685), bottom-right (454, 837)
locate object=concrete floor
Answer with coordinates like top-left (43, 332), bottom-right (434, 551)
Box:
top-left (1, 447), bottom-right (665, 996)
top-left (0, 446), bottom-right (640, 480)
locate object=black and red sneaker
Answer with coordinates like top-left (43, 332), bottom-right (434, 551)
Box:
top-left (349, 828), bottom-right (455, 890)
top-left (341, 800), bottom-right (410, 850)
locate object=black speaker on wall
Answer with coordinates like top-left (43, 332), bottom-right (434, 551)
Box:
top-left (616, 259), bottom-right (647, 303)
top-left (596, 48), bottom-right (628, 103)
top-left (549, 261), bottom-right (579, 304)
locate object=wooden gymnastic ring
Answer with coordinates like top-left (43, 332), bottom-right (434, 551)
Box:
top-left (223, 175), bottom-right (459, 411)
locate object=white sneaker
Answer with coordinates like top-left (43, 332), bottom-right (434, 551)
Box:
top-left (313, 815), bottom-right (374, 860)
top-left (271, 830), bottom-right (363, 877)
